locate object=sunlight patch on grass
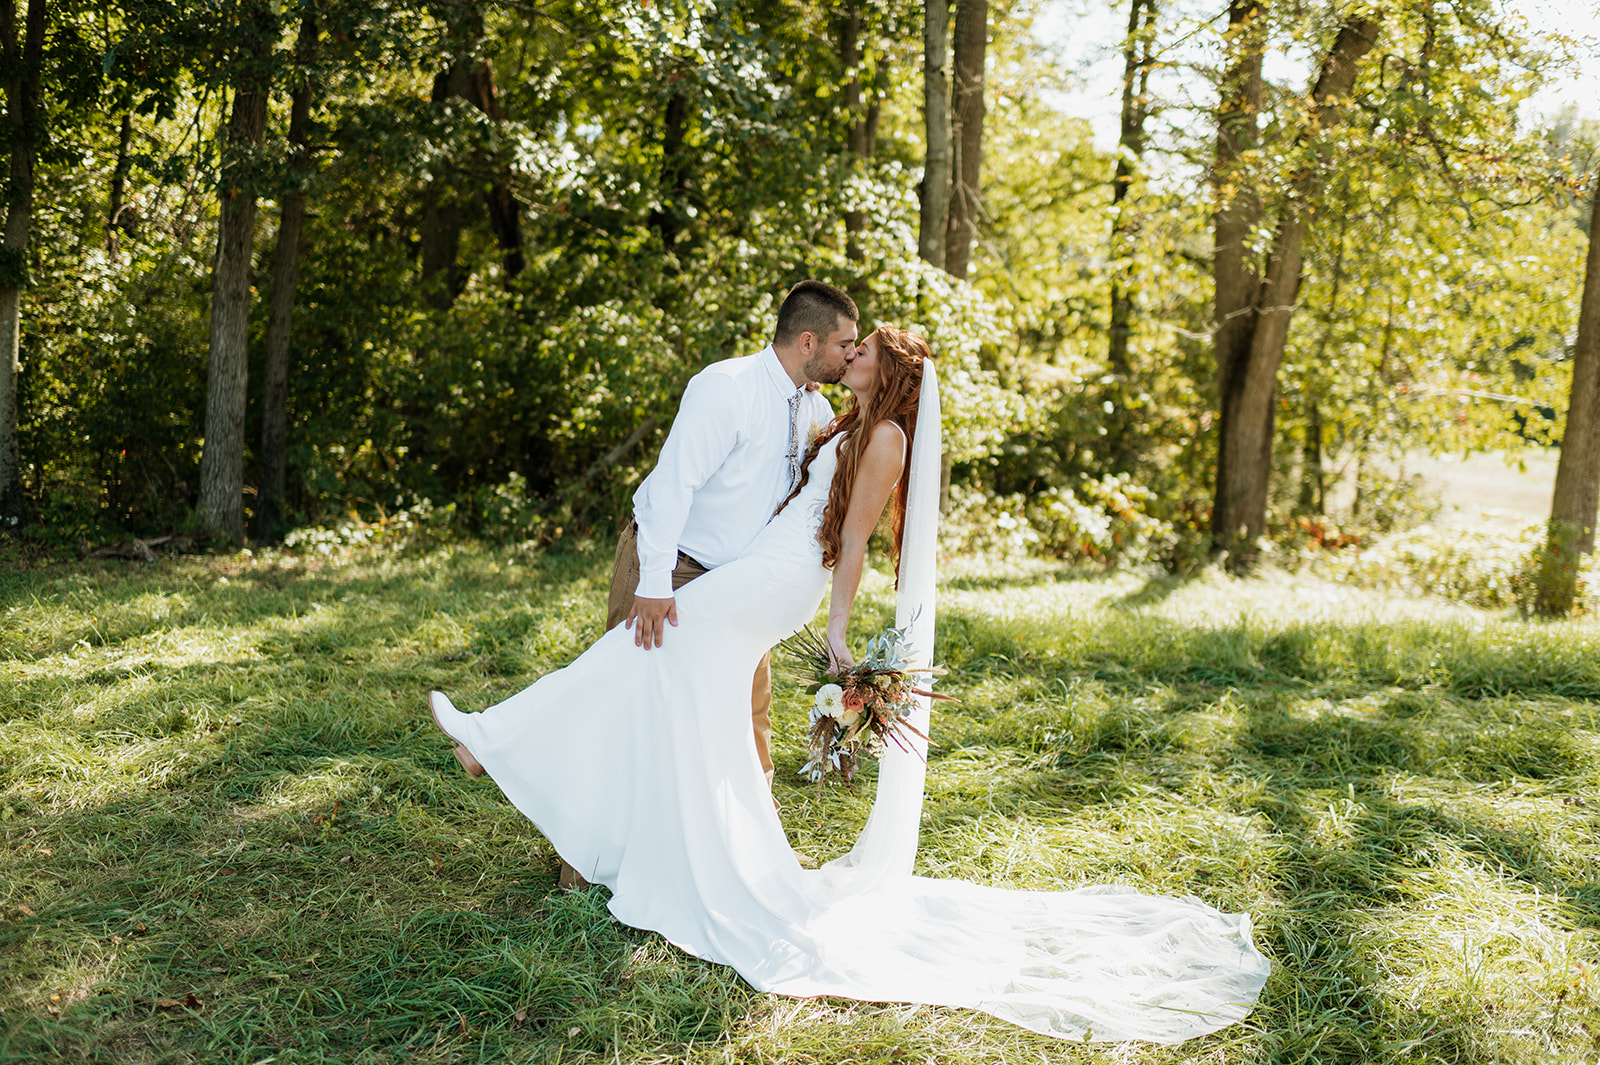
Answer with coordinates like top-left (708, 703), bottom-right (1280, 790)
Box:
top-left (4, 545), bottom-right (1600, 1062)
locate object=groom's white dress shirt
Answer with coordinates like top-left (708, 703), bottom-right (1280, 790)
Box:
top-left (632, 345), bottom-right (834, 600)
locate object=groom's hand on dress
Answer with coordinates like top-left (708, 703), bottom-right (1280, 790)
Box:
top-left (626, 595), bottom-right (678, 648)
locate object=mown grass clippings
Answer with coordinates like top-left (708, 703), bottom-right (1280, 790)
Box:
top-left (3, 548), bottom-right (1600, 1063)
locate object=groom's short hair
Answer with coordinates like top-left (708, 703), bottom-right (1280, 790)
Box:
top-left (774, 281), bottom-right (858, 346)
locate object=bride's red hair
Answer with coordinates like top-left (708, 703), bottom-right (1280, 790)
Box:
top-left (778, 326), bottom-right (930, 579)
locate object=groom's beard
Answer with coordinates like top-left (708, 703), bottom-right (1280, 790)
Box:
top-left (804, 354), bottom-right (847, 385)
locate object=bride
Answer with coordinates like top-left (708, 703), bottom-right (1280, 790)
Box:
top-left (428, 326), bottom-right (1271, 1044)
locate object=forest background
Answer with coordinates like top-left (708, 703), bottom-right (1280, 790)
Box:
top-left (2, 0), bottom-right (1600, 608)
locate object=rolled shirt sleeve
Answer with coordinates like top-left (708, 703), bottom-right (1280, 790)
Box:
top-left (631, 373), bottom-right (743, 599)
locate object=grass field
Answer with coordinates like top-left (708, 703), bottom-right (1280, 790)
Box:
top-left (4, 541), bottom-right (1600, 1064)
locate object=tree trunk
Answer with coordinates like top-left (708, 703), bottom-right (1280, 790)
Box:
top-left (1210, 13), bottom-right (1381, 567)
top-left (0, 0), bottom-right (43, 530)
top-left (943, 0), bottom-right (986, 279)
top-left (1298, 400), bottom-right (1324, 514)
top-left (420, 32), bottom-right (525, 306)
top-left (1297, 205), bottom-right (1349, 516)
top-left (651, 88), bottom-right (691, 259)
top-left (1536, 167), bottom-right (1600, 614)
top-left (841, 8), bottom-right (871, 261)
top-left (1105, 0), bottom-right (1156, 468)
top-left (918, 0), bottom-right (951, 268)
top-left (470, 60), bottom-right (524, 280)
top-left (108, 111), bottom-right (132, 254)
top-left (1211, 0), bottom-right (1266, 454)
top-left (256, 12), bottom-right (318, 544)
top-left (197, 64), bottom-right (272, 543)
top-left (420, 63), bottom-right (474, 309)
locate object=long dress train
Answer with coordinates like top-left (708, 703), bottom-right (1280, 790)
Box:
top-left (433, 433), bottom-right (1271, 1043)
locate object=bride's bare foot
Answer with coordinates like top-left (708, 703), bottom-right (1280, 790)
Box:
top-left (429, 691), bottom-right (486, 778)
top-left (558, 860), bottom-right (591, 891)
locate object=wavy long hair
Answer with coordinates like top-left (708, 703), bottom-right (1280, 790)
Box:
top-left (777, 326), bottom-right (930, 580)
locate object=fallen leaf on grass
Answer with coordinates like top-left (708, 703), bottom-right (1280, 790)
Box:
top-left (155, 993), bottom-right (203, 1011)
top-left (17, 905), bottom-right (34, 916)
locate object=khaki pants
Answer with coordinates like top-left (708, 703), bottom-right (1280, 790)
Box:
top-left (606, 521), bottom-right (775, 787)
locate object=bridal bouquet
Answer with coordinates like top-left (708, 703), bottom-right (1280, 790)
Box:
top-left (784, 621), bottom-right (949, 787)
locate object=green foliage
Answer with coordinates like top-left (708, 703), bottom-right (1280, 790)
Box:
top-left (2, 0), bottom-right (1596, 564)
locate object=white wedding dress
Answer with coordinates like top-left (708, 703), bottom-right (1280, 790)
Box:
top-left (434, 425), bottom-right (1271, 1044)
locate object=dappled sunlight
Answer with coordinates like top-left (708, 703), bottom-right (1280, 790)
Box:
top-left (6, 544), bottom-right (1600, 1062)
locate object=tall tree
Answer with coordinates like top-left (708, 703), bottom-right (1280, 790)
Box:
top-left (196, 1), bottom-right (275, 542)
top-left (0, 0), bottom-right (43, 529)
top-left (1211, 0), bottom-right (1266, 493)
top-left (918, 0), bottom-right (951, 268)
top-left (1536, 167), bottom-right (1600, 615)
top-left (107, 112), bottom-right (133, 254)
top-left (943, 0), bottom-right (986, 278)
top-left (650, 86), bottom-right (693, 262)
top-left (840, 5), bottom-right (882, 262)
top-left (1107, 0), bottom-right (1156, 379)
top-left (1210, 12), bottom-right (1382, 567)
top-left (255, 11), bottom-right (319, 544)
top-left (1104, 0), bottom-right (1157, 467)
top-left (419, 11), bottom-right (525, 308)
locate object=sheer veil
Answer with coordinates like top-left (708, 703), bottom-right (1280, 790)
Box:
top-left (821, 357), bottom-right (940, 890)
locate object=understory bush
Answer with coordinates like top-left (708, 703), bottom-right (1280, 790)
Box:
top-left (940, 473), bottom-right (1180, 567)
top-left (1309, 521), bottom-right (1600, 613)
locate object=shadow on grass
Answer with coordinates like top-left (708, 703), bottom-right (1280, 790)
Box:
top-left (2, 545), bottom-right (756, 1061)
top-left (7, 551), bottom-right (1600, 1063)
top-left (1107, 572), bottom-right (1193, 611)
top-left (0, 711), bottom-right (757, 1063)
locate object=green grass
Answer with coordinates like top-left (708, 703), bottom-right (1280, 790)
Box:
top-left (4, 543), bottom-right (1600, 1063)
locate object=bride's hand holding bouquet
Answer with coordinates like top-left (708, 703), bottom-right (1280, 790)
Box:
top-left (786, 621), bottom-right (948, 787)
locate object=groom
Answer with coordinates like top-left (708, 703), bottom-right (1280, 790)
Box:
top-left (562, 280), bottom-right (858, 889)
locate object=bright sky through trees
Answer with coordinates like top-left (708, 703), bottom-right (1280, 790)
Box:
top-left (1035, 0), bottom-right (1600, 152)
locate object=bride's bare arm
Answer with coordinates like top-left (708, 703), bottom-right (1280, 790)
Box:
top-left (825, 422), bottom-right (907, 669)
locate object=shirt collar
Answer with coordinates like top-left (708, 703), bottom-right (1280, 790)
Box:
top-left (759, 344), bottom-right (803, 398)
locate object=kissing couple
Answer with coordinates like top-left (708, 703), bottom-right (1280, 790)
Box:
top-left (428, 280), bottom-right (1270, 1043)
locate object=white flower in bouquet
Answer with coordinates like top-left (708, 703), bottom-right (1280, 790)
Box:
top-left (813, 683), bottom-right (845, 721)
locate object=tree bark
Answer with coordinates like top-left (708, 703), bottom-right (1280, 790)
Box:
top-left (255, 12), bottom-right (318, 544)
top-left (1211, 13), bottom-right (1381, 567)
top-left (841, 8), bottom-right (873, 261)
top-left (1536, 167), bottom-right (1600, 614)
top-left (420, 27), bottom-right (525, 307)
top-left (943, 0), bottom-right (986, 279)
top-left (0, 0), bottom-right (44, 530)
top-left (1298, 400), bottom-right (1324, 514)
top-left (651, 88), bottom-right (691, 259)
top-left (197, 30), bottom-right (273, 543)
top-left (1108, 0), bottom-right (1156, 380)
top-left (918, 0), bottom-right (951, 268)
top-left (420, 63), bottom-right (474, 309)
top-left (108, 111), bottom-right (133, 254)
top-left (1212, 0), bottom-right (1266, 426)
top-left (1105, 0), bottom-right (1157, 469)
top-left (471, 59), bottom-right (524, 280)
